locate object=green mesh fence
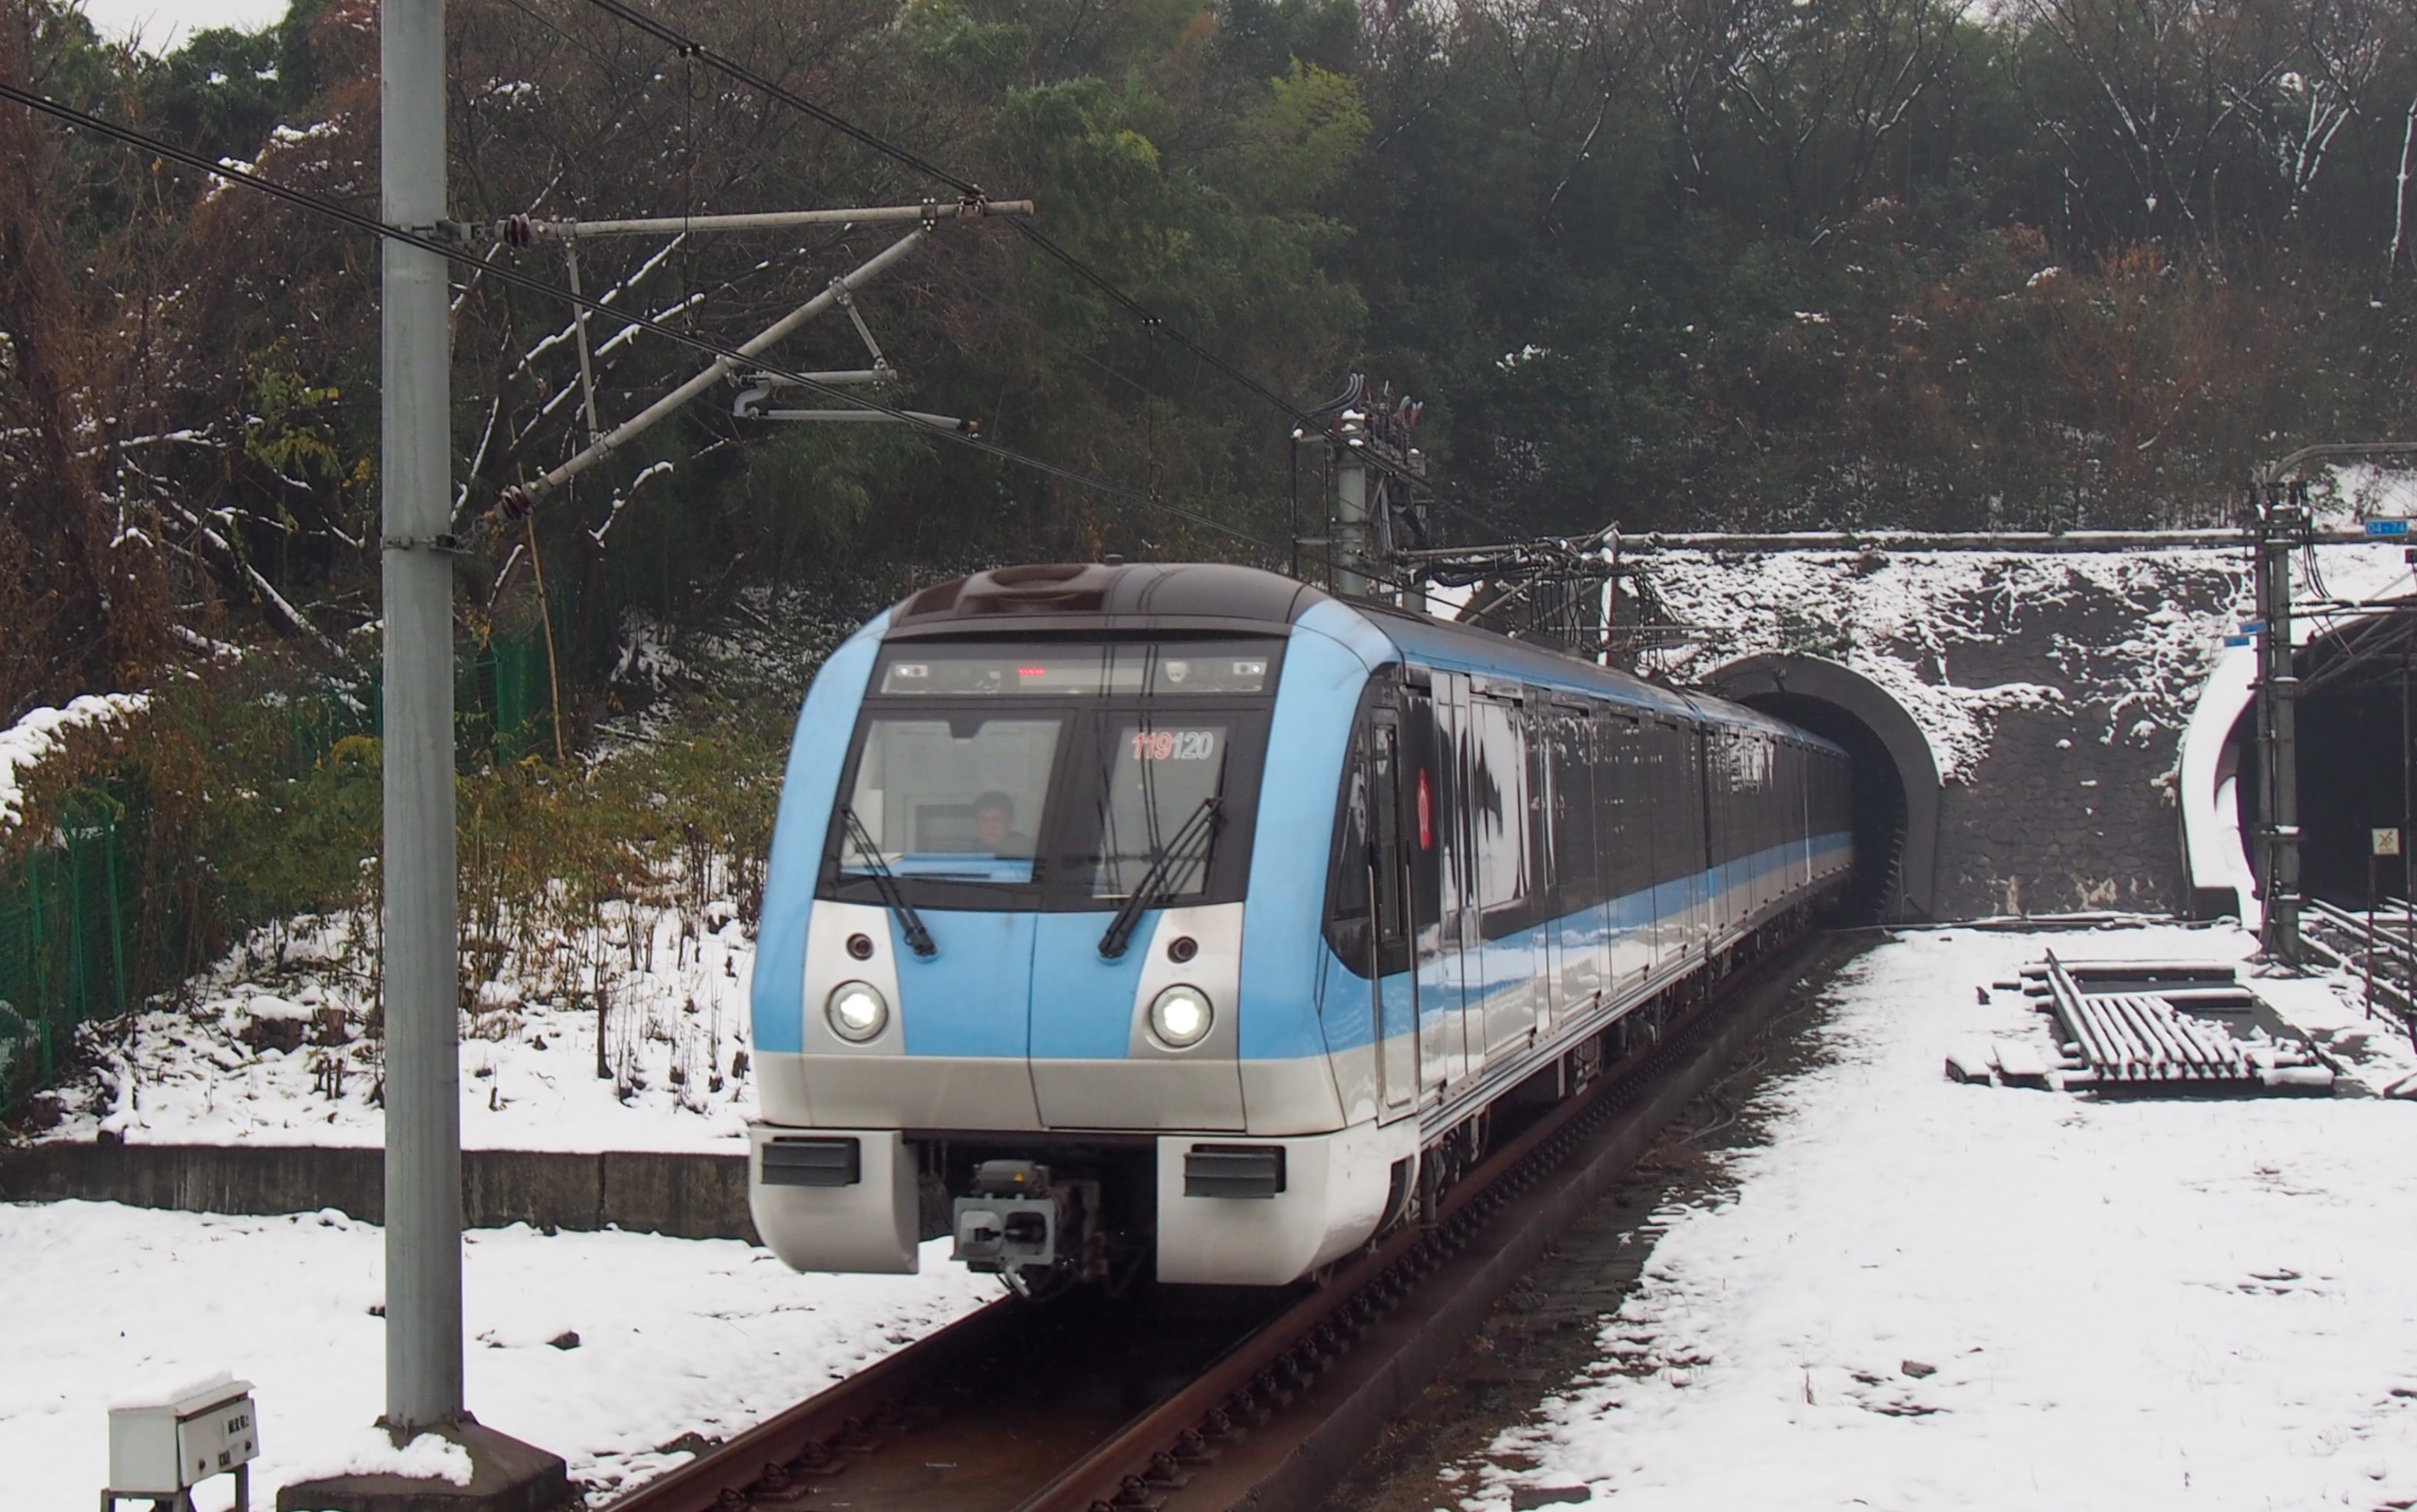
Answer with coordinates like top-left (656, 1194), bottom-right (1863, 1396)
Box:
top-left (0, 789), bottom-right (136, 1113)
top-left (0, 537), bottom-right (609, 1117)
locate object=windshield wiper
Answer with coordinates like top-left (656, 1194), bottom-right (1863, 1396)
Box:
top-left (840, 805), bottom-right (937, 958)
top-left (1098, 796), bottom-right (1222, 959)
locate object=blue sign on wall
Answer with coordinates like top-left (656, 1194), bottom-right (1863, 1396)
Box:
top-left (2366, 519), bottom-right (2410, 537)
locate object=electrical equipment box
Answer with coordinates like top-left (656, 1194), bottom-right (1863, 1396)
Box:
top-left (108, 1373), bottom-right (258, 1496)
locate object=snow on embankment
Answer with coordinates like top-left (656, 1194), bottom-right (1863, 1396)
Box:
top-left (47, 899), bottom-right (758, 1153)
top-left (1637, 547), bottom-right (2248, 783)
top-left (0, 693), bottom-right (147, 834)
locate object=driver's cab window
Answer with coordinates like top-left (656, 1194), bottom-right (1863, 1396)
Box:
top-left (1088, 717), bottom-right (1232, 899)
top-left (845, 715), bottom-right (1062, 883)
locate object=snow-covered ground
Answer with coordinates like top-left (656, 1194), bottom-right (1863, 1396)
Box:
top-left (45, 905), bottom-right (758, 1151)
top-left (13, 922), bottom-right (2417, 1510)
top-left (1458, 922), bottom-right (2417, 1511)
top-left (3, 1202), bottom-right (988, 1510)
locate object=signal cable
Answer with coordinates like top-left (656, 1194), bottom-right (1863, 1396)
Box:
top-left (575, 0), bottom-right (984, 199)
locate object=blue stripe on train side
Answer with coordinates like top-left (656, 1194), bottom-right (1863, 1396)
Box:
top-left (1308, 830), bottom-right (1854, 1055)
top-left (1237, 602), bottom-right (1391, 1062)
top-left (751, 612), bottom-right (891, 1056)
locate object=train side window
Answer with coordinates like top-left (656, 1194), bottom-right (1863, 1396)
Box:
top-left (1401, 689), bottom-right (1447, 950)
top-left (1550, 706), bottom-right (1597, 918)
top-left (1628, 729), bottom-right (1645, 888)
top-left (1470, 696), bottom-right (1528, 938)
top-left (1371, 722), bottom-right (1407, 958)
top-left (1654, 723), bottom-right (1695, 886)
top-left (1525, 704), bottom-right (1556, 920)
top-left (1591, 716), bottom-right (1620, 900)
top-left (1611, 718), bottom-right (1647, 897)
top-left (1324, 725), bottom-right (1373, 967)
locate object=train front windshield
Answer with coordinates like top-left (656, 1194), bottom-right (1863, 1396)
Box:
top-left (825, 641), bottom-right (1282, 909)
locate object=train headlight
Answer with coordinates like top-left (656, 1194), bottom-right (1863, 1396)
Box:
top-left (1149, 984), bottom-right (1214, 1049)
top-left (826, 980), bottom-right (890, 1042)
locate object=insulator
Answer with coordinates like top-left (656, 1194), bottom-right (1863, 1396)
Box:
top-left (502, 212), bottom-right (534, 248)
top-left (496, 484), bottom-right (534, 521)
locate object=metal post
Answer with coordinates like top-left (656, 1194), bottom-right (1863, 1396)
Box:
top-left (381, 0), bottom-right (464, 1434)
top-left (1287, 436), bottom-right (1301, 582)
top-left (2368, 852), bottom-right (2379, 1019)
top-left (1333, 409), bottom-right (1369, 599)
top-left (2255, 498), bottom-right (2303, 963)
top-left (564, 241), bottom-right (601, 447)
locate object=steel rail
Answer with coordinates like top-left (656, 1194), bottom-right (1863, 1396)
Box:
top-left (1012, 947), bottom-right (1797, 1512)
top-left (601, 1301), bottom-right (1028, 1510)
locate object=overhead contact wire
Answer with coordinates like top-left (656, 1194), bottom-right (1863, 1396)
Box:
top-left (577, 0), bottom-right (985, 199)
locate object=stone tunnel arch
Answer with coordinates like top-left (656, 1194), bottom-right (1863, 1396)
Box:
top-left (1703, 653), bottom-right (1942, 923)
top-left (2187, 612), bottom-right (2417, 925)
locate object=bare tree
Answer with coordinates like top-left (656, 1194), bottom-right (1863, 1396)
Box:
top-left (2016, 0), bottom-right (2286, 241)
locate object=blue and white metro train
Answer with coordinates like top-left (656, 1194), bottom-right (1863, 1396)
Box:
top-left (747, 563), bottom-right (1853, 1289)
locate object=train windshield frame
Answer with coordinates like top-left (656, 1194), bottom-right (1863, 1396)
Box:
top-left (820, 639), bottom-right (1285, 912)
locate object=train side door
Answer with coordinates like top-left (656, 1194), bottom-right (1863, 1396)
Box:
top-left (1528, 705), bottom-right (1563, 1036)
top-left (1700, 724), bottom-right (1727, 949)
top-left (1600, 713), bottom-right (1644, 986)
top-left (1368, 713), bottom-right (1418, 1112)
top-left (1469, 689), bottom-right (1537, 1061)
top-left (1417, 674), bottom-right (1471, 1092)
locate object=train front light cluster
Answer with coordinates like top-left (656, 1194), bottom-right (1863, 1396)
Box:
top-left (1149, 984), bottom-right (1214, 1048)
top-left (826, 980), bottom-right (890, 1042)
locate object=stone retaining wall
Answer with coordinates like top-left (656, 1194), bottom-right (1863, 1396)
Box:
top-left (0, 1141), bottom-right (756, 1241)
top-left (1644, 548), bottom-right (2250, 920)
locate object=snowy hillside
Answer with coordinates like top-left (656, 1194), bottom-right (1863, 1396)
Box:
top-left (40, 901), bottom-right (756, 1152)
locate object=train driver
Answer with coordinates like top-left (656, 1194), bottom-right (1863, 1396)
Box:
top-left (973, 791), bottom-right (1033, 858)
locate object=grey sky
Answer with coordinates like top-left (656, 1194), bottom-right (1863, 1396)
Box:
top-left (78, 0), bottom-right (289, 55)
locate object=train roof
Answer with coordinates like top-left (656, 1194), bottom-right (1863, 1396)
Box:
top-left (879, 562), bottom-right (1841, 753)
top-left (885, 561), bottom-right (1328, 638)
top-left (1352, 603), bottom-right (1838, 748)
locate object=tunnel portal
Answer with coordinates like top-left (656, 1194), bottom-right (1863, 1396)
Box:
top-left (2228, 612), bottom-right (2417, 911)
top-left (1704, 654), bottom-right (1940, 925)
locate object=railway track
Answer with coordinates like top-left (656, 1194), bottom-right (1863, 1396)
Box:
top-left (607, 932), bottom-right (1850, 1512)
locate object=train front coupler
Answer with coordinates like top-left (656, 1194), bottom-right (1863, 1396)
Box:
top-left (951, 1160), bottom-right (1105, 1286)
